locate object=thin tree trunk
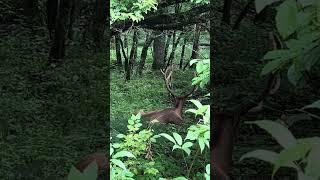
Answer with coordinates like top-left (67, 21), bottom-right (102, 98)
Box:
top-left (48, 0), bottom-right (72, 61)
top-left (179, 36), bottom-right (187, 69)
top-left (67, 0), bottom-right (76, 40)
top-left (129, 30), bottom-right (138, 71)
top-left (115, 34), bottom-right (122, 67)
top-left (164, 32), bottom-right (172, 63)
top-left (93, 0), bottom-right (107, 50)
top-left (222, 0), bottom-right (233, 24)
top-left (119, 37), bottom-right (130, 80)
top-left (190, 24), bottom-right (201, 60)
top-left (138, 32), bottom-right (155, 75)
top-left (165, 32), bottom-right (183, 69)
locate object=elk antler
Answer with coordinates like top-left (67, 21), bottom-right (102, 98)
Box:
top-left (160, 66), bottom-right (197, 98)
top-left (161, 66), bottom-right (177, 98)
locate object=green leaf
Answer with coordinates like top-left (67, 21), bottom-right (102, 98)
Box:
top-left (112, 151), bottom-right (135, 159)
top-left (82, 161), bottom-right (98, 180)
top-left (182, 147), bottom-right (191, 155)
top-left (111, 159), bottom-right (127, 170)
top-left (276, 0), bottom-right (298, 39)
top-left (298, 0), bottom-right (314, 7)
top-left (246, 120), bottom-right (297, 148)
top-left (116, 134), bottom-right (125, 139)
top-left (182, 142), bottom-right (193, 149)
top-left (185, 130), bottom-right (198, 141)
top-left (273, 142), bottom-right (313, 176)
top-left (305, 144), bottom-right (320, 178)
top-left (67, 166), bottom-right (83, 180)
top-left (172, 177), bottom-right (188, 180)
top-left (255, 0), bottom-right (279, 13)
top-left (198, 137), bottom-right (205, 153)
top-left (240, 150), bottom-right (297, 168)
top-left (261, 59), bottom-right (283, 75)
top-left (185, 109), bottom-right (198, 115)
top-left (172, 144), bottom-right (181, 151)
top-left (173, 133), bottom-right (183, 145)
top-left (263, 49), bottom-right (291, 60)
top-left (287, 64), bottom-right (303, 86)
top-left (302, 100), bottom-right (320, 109)
top-left (188, 99), bottom-right (203, 108)
top-left (159, 133), bottom-right (176, 144)
top-left (206, 164), bottom-right (210, 174)
top-left (297, 172), bottom-right (317, 180)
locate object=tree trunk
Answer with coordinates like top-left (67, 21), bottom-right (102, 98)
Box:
top-left (222, 0), bottom-right (233, 24)
top-left (129, 30), bottom-right (138, 70)
top-left (67, 0), bottom-right (76, 40)
top-left (46, 0), bottom-right (58, 40)
top-left (48, 0), bottom-right (72, 61)
top-left (119, 37), bottom-right (130, 80)
top-left (164, 32), bottom-right (172, 63)
top-left (179, 36), bottom-right (187, 69)
top-left (93, 0), bottom-right (107, 50)
top-left (138, 32), bottom-right (155, 75)
top-left (115, 34), bottom-right (122, 67)
top-left (190, 24), bottom-right (201, 60)
top-left (152, 30), bottom-right (166, 70)
top-left (165, 32), bottom-right (183, 69)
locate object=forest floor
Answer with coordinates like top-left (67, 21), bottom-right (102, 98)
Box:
top-left (212, 13), bottom-right (320, 178)
top-left (110, 44), bottom-right (210, 179)
top-left (0, 27), bottom-right (107, 179)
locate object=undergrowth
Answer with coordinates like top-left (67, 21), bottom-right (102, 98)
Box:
top-left (0, 28), bottom-right (108, 179)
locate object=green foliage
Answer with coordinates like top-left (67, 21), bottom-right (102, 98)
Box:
top-left (256, 0), bottom-right (320, 85)
top-left (190, 59), bottom-right (210, 88)
top-left (111, 0), bottom-right (158, 24)
top-left (1, 28), bottom-right (107, 179)
top-left (241, 100), bottom-right (320, 180)
top-left (111, 113), bottom-right (159, 179)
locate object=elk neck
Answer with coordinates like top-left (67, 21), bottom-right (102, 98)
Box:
top-left (174, 97), bottom-right (185, 115)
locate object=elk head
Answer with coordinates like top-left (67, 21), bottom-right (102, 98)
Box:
top-left (139, 67), bottom-right (197, 125)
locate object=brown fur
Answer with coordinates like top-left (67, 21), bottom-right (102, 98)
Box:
top-left (75, 152), bottom-right (108, 176)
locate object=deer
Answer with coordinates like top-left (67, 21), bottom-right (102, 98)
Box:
top-left (137, 67), bottom-right (197, 125)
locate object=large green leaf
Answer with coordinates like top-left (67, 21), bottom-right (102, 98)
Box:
top-left (112, 151), bottom-right (135, 159)
top-left (305, 144), bottom-right (320, 178)
top-left (111, 159), bottom-right (127, 170)
top-left (255, 0), bottom-right (279, 13)
top-left (263, 49), bottom-right (292, 60)
top-left (246, 120), bottom-right (297, 148)
top-left (240, 149), bottom-right (298, 169)
top-left (82, 161), bottom-right (98, 180)
top-left (67, 161), bottom-right (98, 180)
top-left (302, 100), bottom-right (320, 109)
top-left (298, 0), bottom-right (314, 7)
top-left (276, 0), bottom-right (298, 39)
top-left (159, 133), bottom-right (176, 144)
top-left (173, 132), bottom-right (183, 146)
top-left (261, 59), bottom-right (284, 75)
top-left (273, 142), bottom-right (313, 176)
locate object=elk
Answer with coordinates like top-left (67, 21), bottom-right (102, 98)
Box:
top-left (138, 68), bottom-right (197, 125)
top-left (74, 152), bottom-right (108, 178)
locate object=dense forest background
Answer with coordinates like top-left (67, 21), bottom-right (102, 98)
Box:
top-left (1, 0), bottom-right (108, 179)
top-left (0, 0), bottom-right (319, 179)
